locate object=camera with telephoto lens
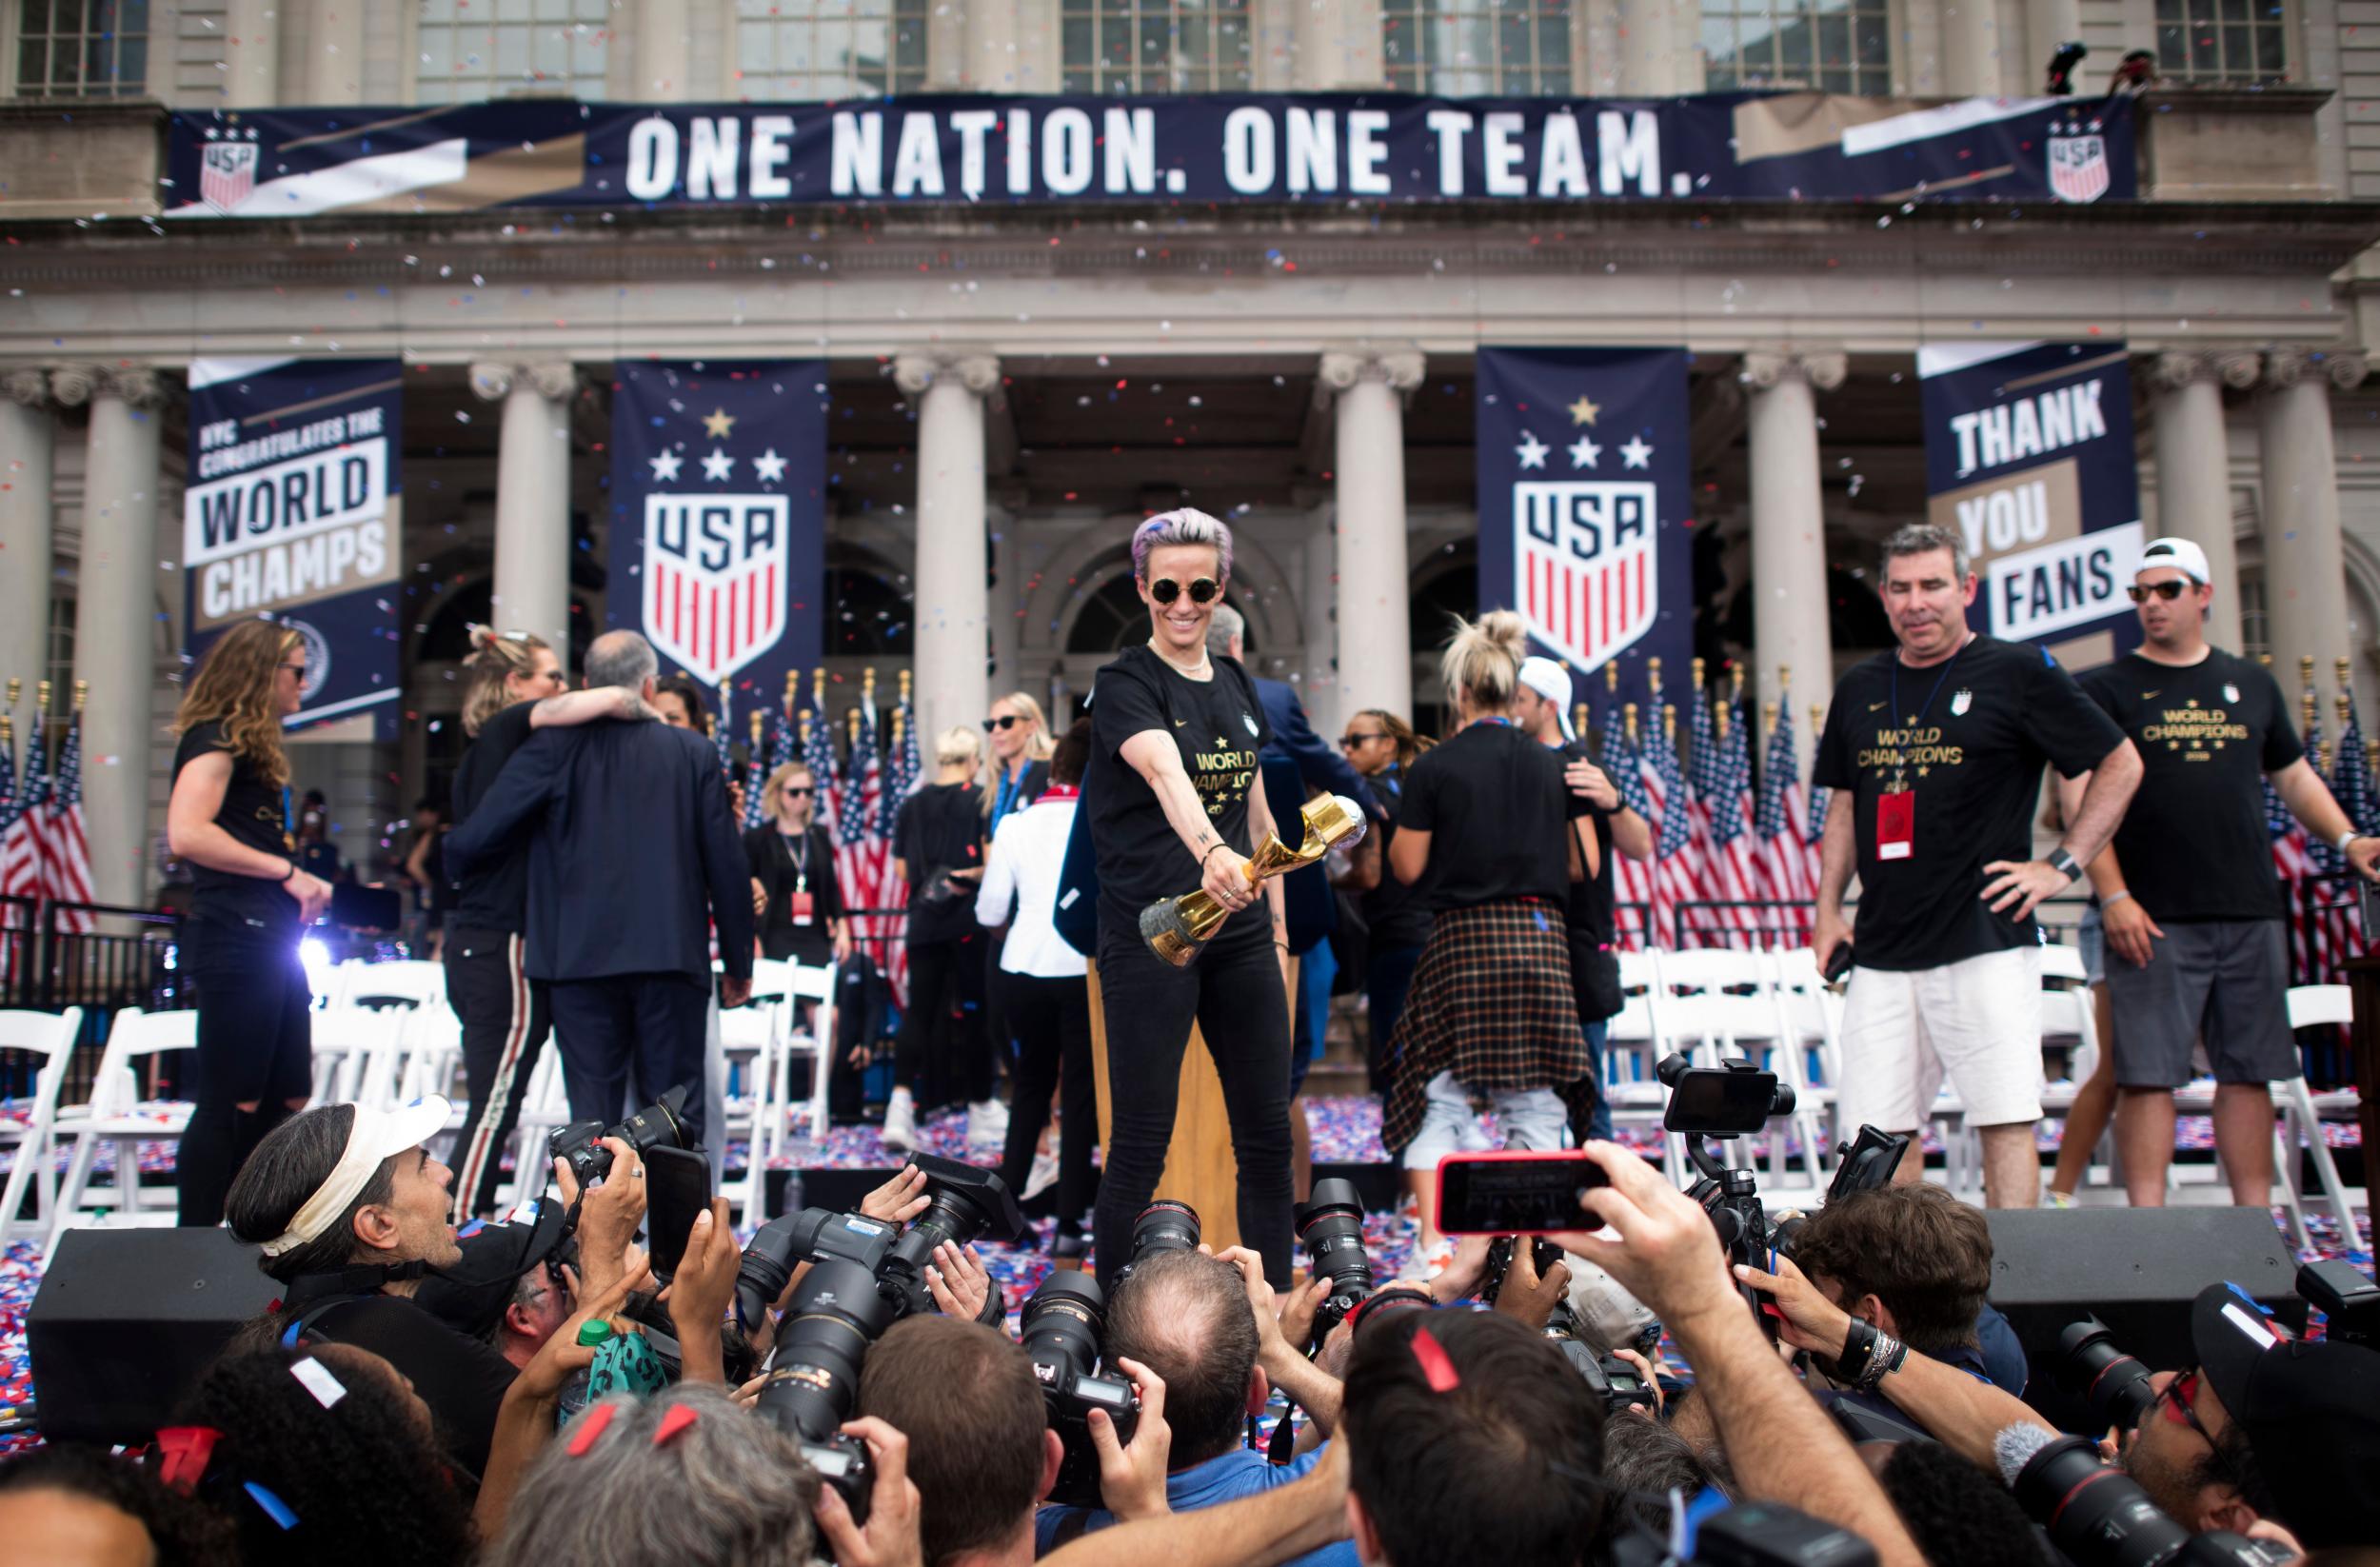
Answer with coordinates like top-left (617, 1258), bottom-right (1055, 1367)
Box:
top-left (735, 1207), bottom-right (901, 1334)
top-left (1114, 1199), bottom-right (1200, 1283)
top-left (734, 1154), bottom-right (1025, 1330)
top-left (549, 1083), bottom-right (697, 1190)
top-left (1482, 1235), bottom-right (1566, 1307)
top-left (2054, 1317), bottom-right (2158, 1434)
top-left (1611, 1498), bottom-right (1880, 1567)
top-left (1998, 1427), bottom-right (2293, 1567)
top-left (750, 1255), bottom-right (895, 1524)
top-left (1020, 1272), bottom-right (1140, 1508)
top-left (1295, 1180), bottom-right (1372, 1347)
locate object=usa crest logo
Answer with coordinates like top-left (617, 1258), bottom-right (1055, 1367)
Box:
top-left (2047, 134), bottom-right (2109, 205)
top-left (201, 142), bottom-right (257, 211)
top-left (1514, 481), bottom-right (1658, 670)
top-left (643, 494), bottom-right (790, 686)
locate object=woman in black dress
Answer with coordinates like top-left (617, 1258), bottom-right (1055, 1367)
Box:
top-left (744, 760), bottom-right (850, 968)
top-left (886, 725), bottom-right (991, 1152)
top-left (1333, 708), bottom-right (1435, 1093)
top-left (165, 620), bottom-right (335, 1225)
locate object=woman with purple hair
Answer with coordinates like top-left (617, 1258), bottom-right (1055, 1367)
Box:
top-left (1081, 508), bottom-right (1299, 1287)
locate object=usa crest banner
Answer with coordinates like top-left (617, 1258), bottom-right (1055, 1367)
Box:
top-left (1477, 347), bottom-right (1694, 684)
top-left (607, 362), bottom-right (827, 703)
top-left (183, 357), bottom-right (405, 739)
top-left (1918, 341), bottom-right (2142, 661)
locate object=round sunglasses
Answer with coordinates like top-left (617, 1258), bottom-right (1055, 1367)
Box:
top-left (1148, 576), bottom-right (1220, 606)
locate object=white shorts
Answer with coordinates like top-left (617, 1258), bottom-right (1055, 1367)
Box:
top-left (1839, 946), bottom-right (2044, 1132)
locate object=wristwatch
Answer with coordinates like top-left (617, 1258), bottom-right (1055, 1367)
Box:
top-left (2047, 847), bottom-right (2081, 883)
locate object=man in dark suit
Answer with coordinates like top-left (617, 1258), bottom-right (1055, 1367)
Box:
top-left (1205, 606), bottom-right (1379, 821)
top-left (445, 629), bottom-right (754, 1145)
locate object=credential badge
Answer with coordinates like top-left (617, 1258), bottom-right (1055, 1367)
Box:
top-left (1950, 688), bottom-right (1973, 717)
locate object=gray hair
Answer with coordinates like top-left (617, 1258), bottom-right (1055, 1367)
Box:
top-left (1131, 507), bottom-right (1234, 583)
top-left (1204, 604), bottom-right (1246, 661)
top-left (484, 1384), bottom-right (820, 1567)
top-left (585, 628), bottom-right (660, 691)
top-left (1881, 522), bottom-right (1970, 581)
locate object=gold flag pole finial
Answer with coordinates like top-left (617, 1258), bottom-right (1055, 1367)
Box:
top-left (1573, 704), bottom-right (1589, 742)
top-left (1809, 703), bottom-right (1824, 740)
top-left (72, 681), bottom-right (87, 713)
top-left (845, 707), bottom-right (862, 745)
top-left (2300, 655), bottom-right (2317, 689)
top-left (1624, 701), bottom-right (1640, 745)
top-left (1647, 657), bottom-right (1663, 698)
top-left (4, 677), bottom-right (18, 710)
top-left (1603, 663), bottom-right (1619, 696)
top-left (811, 667), bottom-right (827, 711)
top-left (0, 715), bottom-right (11, 747)
top-left (1663, 706), bottom-right (1677, 746)
top-left (1692, 656), bottom-right (1707, 692)
top-left (862, 667), bottom-right (879, 709)
top-left (783, 670), bottom-right (799, 716)
top-left (1777, 664), bottom-right (1793, 697)
top-left (1763, 699), bottom-right (1779, 738)
top-left (799, 708), bottom-right (813, 745)
top-left (749, 710), bottom-right (764, 747)
top-left (35, 680), bottom-right (51, 717)
top-left (2336, 656), bottom-right (2353, 691)
top-left (899, 667), bottom-right (913, 703)
top-left (1714, 702), bottom-right (1731, 742)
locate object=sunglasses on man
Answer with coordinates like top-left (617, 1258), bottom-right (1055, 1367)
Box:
top-left (1147, 576), bottom-right (1220, 606)
top-left (2127, 580), bottom-right (2193, 604)
top-left (2152, 1367), bottom-right (2231, 1475)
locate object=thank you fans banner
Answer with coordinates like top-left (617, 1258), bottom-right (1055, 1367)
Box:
top-left (183, 357), bottom-right (405, 738)
top-left (163, 91), bottom-right (2132, 217)
top-left (1919, 341), bottom-right (2143, 654)
top-left (1477, 347), bottom-right (1695, 683)
top-left (607, 361), bottom-right (827, 702)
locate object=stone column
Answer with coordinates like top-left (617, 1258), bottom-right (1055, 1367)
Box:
top-left (54, 365), bottom-right (167, 909)
top-left (2257, 349), bottom-right (2370, 696)
top-left (224, 0), bottom-right (282, 108)
top-left (2151, 351), bottom-right (2257, 653)
top-left (1744, 351), bottom-right (1846, 778)
top-left (634, 0), bottom-right (694, 97)
top-left (304, 0), bottom-right (367, 103)
top-left (0, 370), bottom-right (55, 702)
top-left (1319, 348), bottom-right (1425, 724)
top-left (895, 351), bottom-right (999, 748)
top-left (1292, 0), bottom-right (1386, 89)
top-left (1940, 0), bottom-right (2002, 96)
top-left (1300, 509), bottom-right (1340, 743)
top-left (471, 363), bottom-right (578, 656)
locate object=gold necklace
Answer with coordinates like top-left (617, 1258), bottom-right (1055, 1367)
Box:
top-left (1147, 637), bottom-right (1211, 678)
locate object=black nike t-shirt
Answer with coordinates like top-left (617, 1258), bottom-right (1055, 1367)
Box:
top-left (894, 782), bottom-right (987, 945)
top-left (1397, 721), bottom-right (1588, 912)
top-left (1359, 764), bottom-right (1436, 951)
top-left (2077, 648), bottom-right (2302, 922)
top-left (447, 699), bottom-right (538, 933)
top-left (171, 721), bottom-right (297, 929)
top-left (1814, 635), bottom-right (2123, 971)
top-left (1085, 645), bottom-right (1273, 931)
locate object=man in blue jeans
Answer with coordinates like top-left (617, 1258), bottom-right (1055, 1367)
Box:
top-left (1035, 1249), bottom-right (1357, 1566)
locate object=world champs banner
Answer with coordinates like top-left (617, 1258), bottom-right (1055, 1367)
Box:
top-left (1919, 341), bottom-right (2142, 660)
top-left (183, 358), bottom-right (404, 738)
top-left (1477, 347), bottom-right (1694, 684)
top-left (607, 362), bottom-right (826, 703)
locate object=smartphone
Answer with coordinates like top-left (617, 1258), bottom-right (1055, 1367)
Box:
top-left (1436, 1151), bottom-right (1609, 1235)
top-left (1661, 1063), bottom-right (1785, 1136)
top-left (641, 1144), bottom-right (713, 1280)
top-left (1820, 941), bottom-right (1854, 982)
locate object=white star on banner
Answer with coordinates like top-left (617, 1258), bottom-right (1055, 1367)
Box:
top-left (702, 446), bottom-right (736, 482)
top-left (1568, 435), bottom-right (1602, 469)
top-left (1516, 432), bottom-right (1550, 469)
top-left (753, 447), bottom-right (788, 483)
top-left (1619, 436), bottom-right (1655, 470)
top-left (647, 449), bottom-right (684, 482)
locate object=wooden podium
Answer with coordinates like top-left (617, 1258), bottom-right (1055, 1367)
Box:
top-left (1085, 954), bottom-right (1297, 1259)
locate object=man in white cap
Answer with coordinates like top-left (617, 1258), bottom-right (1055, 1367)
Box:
top-left (1514, 655), bottom-right (1653, 1140)
top-left (2072, 535), bottom-right (2380, 1207)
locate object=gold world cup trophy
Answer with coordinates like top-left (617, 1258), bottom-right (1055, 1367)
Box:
top-left (1140, 794), bottom-right (1369, 966)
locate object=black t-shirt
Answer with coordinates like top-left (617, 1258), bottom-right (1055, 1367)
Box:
top-left (1084, 646), bottom-right (1273, 932)
top-left (1397, 721), bottom-right (1586, 912)
top-left (171, 721), bottom-right (296, 928)
top-left (2077, 648), bottom-right (2303, 922)
top-left (307, 1293), bottom-right (518, 1477)
top-left (744, 821), bottom-right (846, 962)
top-left (447, 700), bottom-right (537, 933)
top-left (1557, 739), bottom-right (1618, 946)
top-left (1815, 635), bottom-right (2124, 971)
top-left (895, 783), bottom-right (986, 944)
top-left (1360, 764), bottom-right (1436, 951)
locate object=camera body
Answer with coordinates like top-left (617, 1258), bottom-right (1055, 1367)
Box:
top-left (1550, 1337), bottom-right (1656, 1415)
top-left (752, 1255), bottom-right (895, 1523)
top-left (2004, 1430), bottom-right (2293, 1567)
top-left (734, 1154), bottom-right (1024, 1332)
top-left (1020, 1272), bottom-right (1140, 1509)
top-left (1295, 1180), bottom-right (1372, 1347)
top-left (549, 1083), bottom-right (697, 1189)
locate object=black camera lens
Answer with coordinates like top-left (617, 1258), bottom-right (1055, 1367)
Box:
top-left (1021, 1272), bottom-right (1107, 1382)
top-left (1118, 1200), bottom-right (1200, 1281)
top-left (2012, 1433), bottom-right (2200, 1567)
top-left (754, 1257), bottom-right (899, 1442)
top-left (1295, 1179), bottom-right (1371, 1342)
top-left (2056, 1319), bottom-right (2157, 1434)
top-left (878, 1155), bottom-right (1025, 1317)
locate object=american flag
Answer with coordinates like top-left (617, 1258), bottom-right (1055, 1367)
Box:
top-left (1705, 691), bottom-right (1765, 945)
top-left (0, 720), bottom-right (24, 986)
top-left (1645, 698), bottom-right (1699, 950)
top-left (1804, 704), bottom-right (1830, 895)
top-left (742, 715), bottom-right (772, 831)
top-left (802, 698), bottom-right (843, 837)
top-left (1756, 701), bottom-right (1814, 906)
top-left (1602, 704), bottom-right (1656, 949)
top-left (713, 683), bottom-right (736, 782)
top-left (1682, 682), bottom-right (1741, 943)
top-left (2333, 697), bottom-right (2378, 838)
top-left (2267, 766), bottom-right (2317, 982)
top-left (838, 695), bottom-right (894, 1000)
top-left (45, 707), bottom-right (93, 930)
top-left (3, 714), bottom-right (51, 905)
top-left (770, 693), bottom-right (799, 774)
top-left (877, 692), bottom-right (923, 1002)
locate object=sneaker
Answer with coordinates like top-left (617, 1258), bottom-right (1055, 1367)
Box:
top-left (1023, 1148), bottom-right (1061, 1200)
top-left (1404, 1237), bottom-right (1455, 1281)
top-left (967, 1098), bottom-right (1010, 1149)
top-left (881, 1087), bottom-right (918, 1154)
top-left (2039, 1189), bottom-right (2077, 1210)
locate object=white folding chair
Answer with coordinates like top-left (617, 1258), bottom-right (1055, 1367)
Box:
top-left (341, 960), bottom-right (446, 1011)
top-left (311, 1005), bottom-right (408, 1109)
top-left (2037, 942), bottom-right (2089, 985)
top-left (2281, 985), bottom-right (2365, 1249)
top-left (0, 1007), bottom-right (85, 1240)
top-left (717, 990), bottom-right (783, 1228)
top-left (47, 1008), bottom-right (198, 1256)
top-left (499, 1048), bottom-right (575, 1212)
top-left (779, 962), bottom-right (839, 1154)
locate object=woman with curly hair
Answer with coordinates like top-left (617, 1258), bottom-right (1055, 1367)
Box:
top-left (166, 620), bottom-right (335, 1226)
top-left (0, 1442), bottom-right (236, 1566)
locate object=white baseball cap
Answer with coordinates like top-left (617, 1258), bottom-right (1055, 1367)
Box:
top-left (259, 1097), bottom-right (454, 1257)
top-left (1517, 656), bottom-right (1577, 742)
top-left (2136, 536), bottom-right (2211, 585)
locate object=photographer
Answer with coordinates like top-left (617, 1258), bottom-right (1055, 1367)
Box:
top-left (1036, 1248), bottom-right (1357, 1565)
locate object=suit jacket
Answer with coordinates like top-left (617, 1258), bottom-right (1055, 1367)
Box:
top-left (1253, 675), bottom-right (1379, 819)
top-left (444, 716), bottom-right (755, 984)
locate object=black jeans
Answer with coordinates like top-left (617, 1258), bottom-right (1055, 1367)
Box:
top-left (1365, 942), bottom-right (1426, 1095)
top-left (996, 973), bottom-right (1097, 1236)
top-left (178, 912), bottom-right (313, 1226)
top-left (1094, 915), bottom-right (1295, 1290)
top-left (546, 972), bottom-right (711, 1147)
top-left (445, 926), bottom-right (553, 1221)
top-left (894, 933), bottom-right (992, 1105)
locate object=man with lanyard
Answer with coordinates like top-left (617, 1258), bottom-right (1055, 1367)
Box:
top-left (1513, 656), bottom-right (1653, 1141)
top-left (2072, 536), bottom-right (2380, 1208)
top-left (1813, 523), bottom-right (2141, 1209)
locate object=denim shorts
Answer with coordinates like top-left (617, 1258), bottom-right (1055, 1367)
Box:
top-left (2075, 903), bottom-right (2105, 988)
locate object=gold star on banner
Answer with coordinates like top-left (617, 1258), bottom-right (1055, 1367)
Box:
top-left (1917, 766), bottom-right (1931, 777)
top-left (703, 407), bottom-right (737, 439)
top-left (1568, 395), bottom-right (1601, 426)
